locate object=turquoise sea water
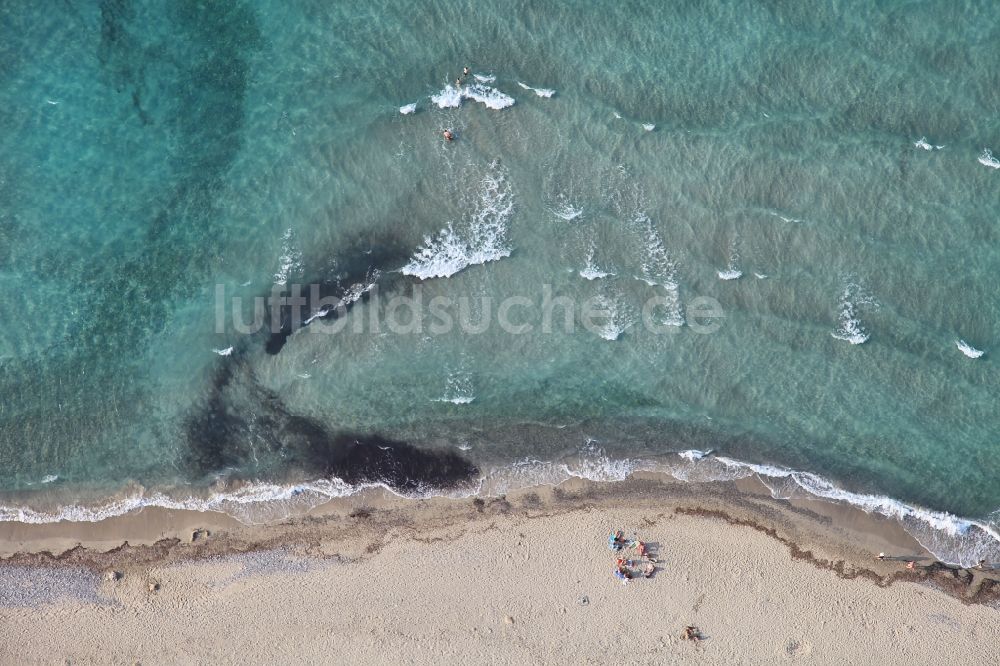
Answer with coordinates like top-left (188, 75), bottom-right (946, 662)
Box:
top-left (1, 1), bottom-right (998, 563)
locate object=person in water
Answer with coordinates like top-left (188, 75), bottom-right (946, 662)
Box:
top-left (442, 129), bottom-right (453, 142)
top-left (463, 66), bottom-right (470, 76)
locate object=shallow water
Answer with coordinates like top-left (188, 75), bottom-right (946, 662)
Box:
top-left (0, 1), bottom-right (998, 563)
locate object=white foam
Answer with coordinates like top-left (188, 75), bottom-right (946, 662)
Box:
top-left (678, 449), bottom-right (712, 461)
top-left (914, 137), bottom-right (944, 151)
top-left (754, 272), bottom-right (768, 279)
top-left (630, 215), bottom-right (684, 326)
top-left (399, 103), bottom-right (417, 115)
top-left (718, 237), bottom-right (743, 281)
top-left (40, 475), bottom-right (58, 484)
top-left (296, 373), bottom-right (311, 379)
top-left (553, 202), bottom-right (583, 221)
top-left (212, 346), bottom-right (234, 356)
top-left (612, 111), bottom-right (622, 120)
top-left (431, 85), bottom-right (463, 109)
top-left (590, 294), bottom-right (632, 341)
top-left (978, 149), bottom-right (1000, 169)
top-left (832, 325), bottom-right (868, 345)
top-left (273, 228), bottom-right (302, 286)
top-left (401, 165), bottom-right (514, 279)
top-left (0, 478), bottom-right (420, 526)
top-left (516, 81), bottom-right (555, 98)
top-left (579, 243), bottom-right (612, 281)
top-left (634, 215), bottom-right (678, 290)
top-left (302, 272), bottom-right (379, 325)
top-left (770, 212), bottom-right (803, 223)
top-left (579, 267), bottom-right (611, 280)
top-left (642, 123), bottom-right (655, 131)
top-left (956, 340), bottom-right (985, 359)
top-left (473, 73), bottom-right (495, 83)
top-left (705, 455), bottom-right (1000, 567)
top-left (462, 83), bottom-right (515, 110)
top-left (4, 449), bottom-right (997, 566)
top-left (432, 83), bottom-right (515, 110)
top-left (433, 370), bottom-right (476, 405)
top-left (831, 281), bottom-right (874, 345)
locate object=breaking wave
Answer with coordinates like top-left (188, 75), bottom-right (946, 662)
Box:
top-left (516, 81), bottom-right (555, 98)
top-left (432, 84), bottom-right (515, 110)
top-left (433, 369), bottom-right (476, 404)
top-left (588, 292), bottom-right (633, 341)
top-left (977, 149), bottom-right (1000, 169)
top-left (579, 243), bottom-right (612, 280)
top-left (956, 340), bottom-right (985, 359)
top-left (831, 280), bottom-right (876, 345)
top-left (913, 137), bottom-right (942, 151)
top-left (401, 162), bottom-right (514, 279)
top-left (480, 448), bottom-right (1000, 567)
top-left (633, 214), bottom-right (678, 290)
top-left (3, 448), bottom-right (997, 567)
top-left (718, 236), bottom-right (742, 281)
top-left (430, 85), bottom-right (463, 109)
top-left (273, 228), bottom-right (303, 286)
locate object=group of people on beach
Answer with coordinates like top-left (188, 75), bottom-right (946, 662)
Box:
top-left (608, 529), bottom-right (705, 644)
top-left (442, 66), bottom-right (472, 143)
top-left (608, 529), bottom-right (657, 582)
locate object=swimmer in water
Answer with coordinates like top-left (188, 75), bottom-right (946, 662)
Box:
top-left (443, 129), bottom-right (454, 142)
top-left (463, 66), bottom-right (470, 76)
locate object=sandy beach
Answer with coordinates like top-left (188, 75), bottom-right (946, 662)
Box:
top-left (1, 475), bottom-right (998, 664)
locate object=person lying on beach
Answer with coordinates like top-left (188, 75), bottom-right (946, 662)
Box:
top-left (613, 567), bottom-right (631, 584)
top-left (608, 530), bottom-right (627, 551)
top-left (634, 541), bottom-right (657, 562)
top-left (643, 561), bottom-right (655, 578)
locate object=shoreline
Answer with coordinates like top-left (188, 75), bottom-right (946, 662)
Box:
top-left (2, 475), bottom-right (998, 663)
top-left (3, 474), bottom-right (998, 605)
top-left (3, 450), bottom-right (997, 569)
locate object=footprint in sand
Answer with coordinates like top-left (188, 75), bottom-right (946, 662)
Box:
top-left (785, 638), bottom-right (812, 659)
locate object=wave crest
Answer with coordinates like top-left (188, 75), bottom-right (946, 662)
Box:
top-left (401, 163), bottom-right (514, 279)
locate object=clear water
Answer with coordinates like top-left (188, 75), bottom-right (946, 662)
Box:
top-left (1, 1), bottom-right (998, 562)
